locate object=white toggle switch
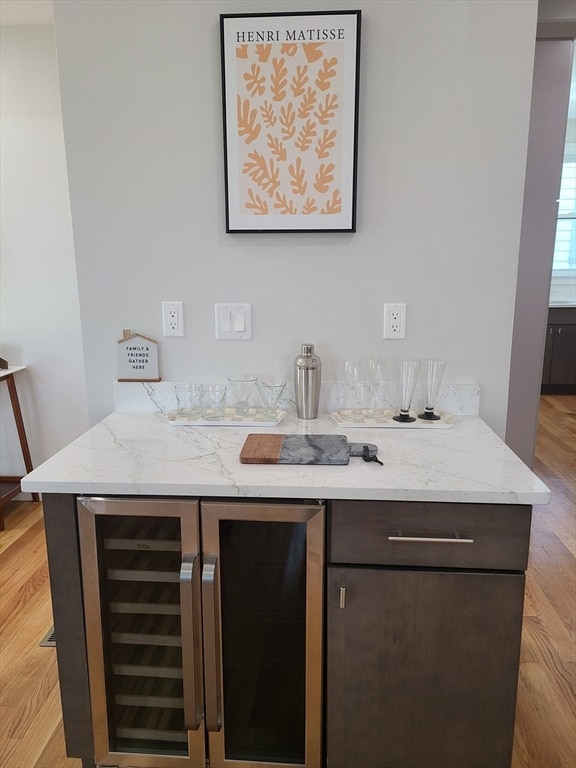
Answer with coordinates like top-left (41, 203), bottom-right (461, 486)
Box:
top-left (215, 303), bottom-right (252, 340)
top-left (220, 311), bottom-right (232, 332)
top-left (234, 312), bottom-right (246, 332)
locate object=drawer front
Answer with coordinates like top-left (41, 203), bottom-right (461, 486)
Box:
top-left (329, 500), bottom-right (531, 571)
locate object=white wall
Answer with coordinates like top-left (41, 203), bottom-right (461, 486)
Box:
top-left (52, 0), bottom-right (539, 437)
top-left (48, 0), bottom-right (538, 439)
top-left (0, 25), bottom-right (89, 476)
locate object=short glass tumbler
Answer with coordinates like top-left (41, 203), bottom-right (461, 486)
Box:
top-left (174, 383), bottom-right (203, 419)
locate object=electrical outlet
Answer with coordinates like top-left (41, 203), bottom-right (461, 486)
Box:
top-left (383, 303), bottom-right (406, 339)
top-left (162, 301), bottom-right (184, 336)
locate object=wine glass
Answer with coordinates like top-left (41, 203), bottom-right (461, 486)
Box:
top-left (228, 375), bottom-right (258, 416)
top-left (366, 358), bottom-right (385, 410)
top-left (393, 361), bottom-right (419, 422)
top-left (343, 359), bottom-right (362, 412)
top-left (418, 360), bottom-right (446, 420)
top-left (256, 380), bottom-right (286, 420)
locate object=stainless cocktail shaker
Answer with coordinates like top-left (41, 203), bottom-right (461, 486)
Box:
top-left (294, 344), bottom-right (322, 419)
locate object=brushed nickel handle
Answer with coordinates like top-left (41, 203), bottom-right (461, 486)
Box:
top-left (202, 555), bottom-right (222, 732)
top-left (180, 554), bottom-right (202, 730)
top-left (339, 586), bottom-right (347, 608)
top-left (388, 532), bottom-right (474, 544)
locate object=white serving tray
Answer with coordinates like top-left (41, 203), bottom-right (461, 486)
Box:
top-left (166, 407), bottom-right (286, 427)
top-left (330, 409), bottom-right (454, 428)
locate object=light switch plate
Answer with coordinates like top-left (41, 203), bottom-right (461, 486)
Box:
top-left (215, 303), bottom-right (252, 340)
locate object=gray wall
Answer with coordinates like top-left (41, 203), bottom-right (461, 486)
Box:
top-left (52, 0), bottom-right (538, 438)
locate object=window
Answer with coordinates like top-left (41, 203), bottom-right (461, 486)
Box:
top-left (550, 51), bottom-right (576, 305)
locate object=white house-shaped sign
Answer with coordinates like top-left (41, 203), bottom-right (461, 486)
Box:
top-left (117, 330), bottom-right (160, 382)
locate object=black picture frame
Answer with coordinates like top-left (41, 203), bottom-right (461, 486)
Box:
top-left (220, 10), bottom-right (361, 233)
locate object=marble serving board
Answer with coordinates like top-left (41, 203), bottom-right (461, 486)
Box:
top-left (240, 434), bottom-right (359, 465)
top-left (166, 408), bottom-right (286, 427)
top-left (331, 409), bottom-right (454, 428)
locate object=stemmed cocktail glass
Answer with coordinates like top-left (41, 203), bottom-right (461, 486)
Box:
top-left (393, 361), bottom-right (419, 423)
top-left (256, 380), bottom-right (286, 421)
top-left (418, 360), bottom-right (446, 420)
top-left (228, 375), bottom-right (258, 416)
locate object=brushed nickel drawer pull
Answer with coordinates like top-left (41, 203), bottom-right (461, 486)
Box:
top-left (388, 532), bottom-right (474, 544)
top-left (339, 586), bottom-right (347, 608)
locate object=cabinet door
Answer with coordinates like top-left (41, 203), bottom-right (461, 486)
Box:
top-left (541, 324), bottom-right (554, 386)
top-left (549, 324), bottom-right (576, 385)
top-left (78, 497), bottom-right (206, 768)
top-left (201, 501), bottom-right (324, 768)
top-left (326, 567), bottom-right (525, 768)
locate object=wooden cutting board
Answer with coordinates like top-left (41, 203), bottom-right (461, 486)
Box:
top-left (240, 434), bottom-right (353, 465)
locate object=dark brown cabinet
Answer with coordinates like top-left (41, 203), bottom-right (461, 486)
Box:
top-left (541, 308), bottom-right (576, 393)
top-left (46, 495), bottom-right (324, 768)
top-left (42, 493), bottom-right (532, 768)
top-left (325, 500), bottom-right (532, 768)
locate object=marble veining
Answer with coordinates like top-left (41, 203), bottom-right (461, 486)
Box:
top-left (22, 410), bottom-right (549, 504)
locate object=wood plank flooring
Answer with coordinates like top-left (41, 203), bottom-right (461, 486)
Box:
top-left (512, 394), bottom-right (576, 768)
top-left (0, 394), bottom-right (574, 768)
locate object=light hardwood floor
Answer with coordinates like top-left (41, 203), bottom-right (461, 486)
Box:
top-left (0, 394), bottom-right (574, 768)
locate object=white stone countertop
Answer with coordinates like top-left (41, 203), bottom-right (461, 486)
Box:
top-left (22, 410), bottom-right (550, 504)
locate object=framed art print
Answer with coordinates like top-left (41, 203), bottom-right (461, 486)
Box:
top-left (220, 10), bottom-right (361, 233)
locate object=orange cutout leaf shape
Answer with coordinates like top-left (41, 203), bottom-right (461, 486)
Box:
top-left (316, 57), bottom-right (338, 92)
top-left (255, 44), bottom-right (271, 63)
top-left (271, 57), bottom-right (288, 102)
top-left (321, 188), bottom-right (342, 214)
top-left (316, 128), bottom-right (337, 159)
top-left (246, 188), bottom-right (269, 215)
top-left (244, 63), bottom-right (266, 97)
top-left (236, 45), bottom-right (248, 59)
top-left (260, 100), bottom-right (277, 128)
top-left (303, 43), bottom-right (324, 63)
top-left (274, 193), bottom-right (297, 215)
top-left (314, 162), bottom-right (335, 194)
top-left (242, 151), bottom-right (280, 198)
top-left (237, 96), bottom-right (261, 144)
top-left (267, 133), bottom-right (287, 162)
top-left (280, 102), bottom-right (296, 140)
top-left (297, 86), bottom-right (317, 119)
top-left (295, 119), bottom-right (317, 152)
top-left (315, 93), bottom-right (339, 125)
top-left (289, 156), bottom-right (307, 196)
top-left (291, 65), bottom-right (309, 97)
top-left (281, 43), bottom-right (298, 57)
top-left (302, 197), bottom-right (319, 215)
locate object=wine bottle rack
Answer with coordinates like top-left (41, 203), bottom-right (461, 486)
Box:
top-left (99, 514), bottom-right (187, 754)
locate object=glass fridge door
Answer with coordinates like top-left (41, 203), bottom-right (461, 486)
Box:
top-left (201, 501), bottom-right (324, 768)
top-left (77, 497), bottom-right (206, 768)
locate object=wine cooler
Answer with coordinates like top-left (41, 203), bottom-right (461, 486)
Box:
top-left (77, 497), bottom-right (324, 768)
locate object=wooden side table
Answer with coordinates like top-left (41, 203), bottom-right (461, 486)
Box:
top-left (0, 366), bottom-right (39, 530)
